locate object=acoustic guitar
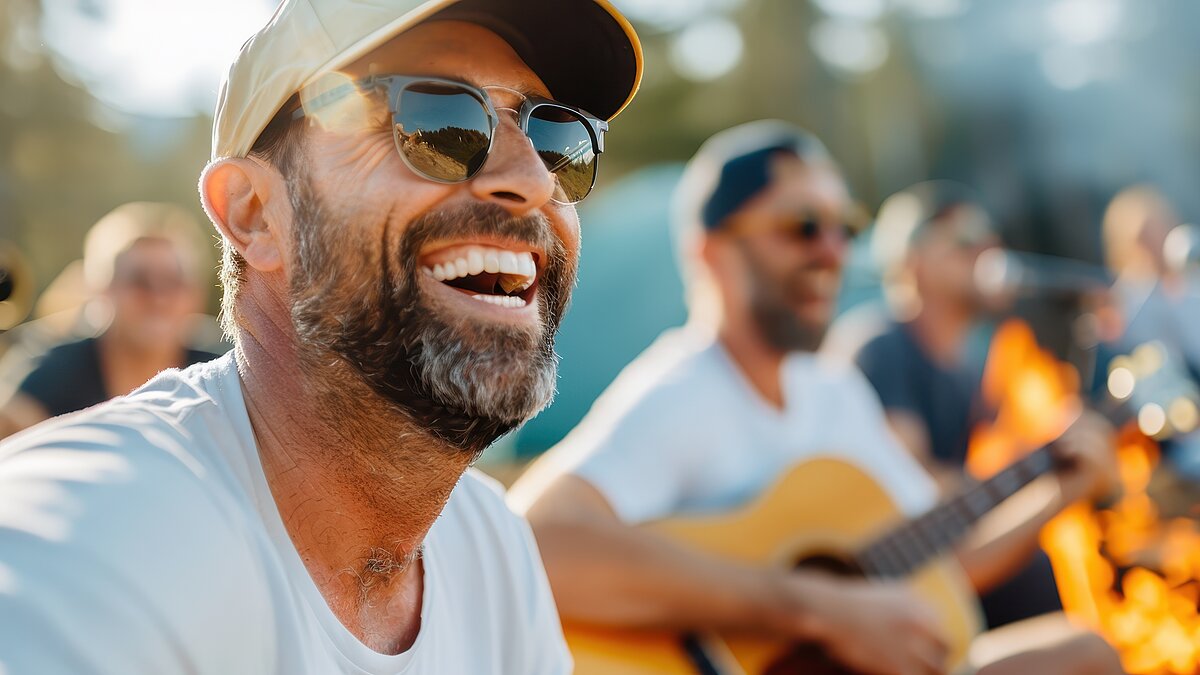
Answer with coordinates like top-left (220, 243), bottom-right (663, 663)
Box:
top-left (564, 447), bottom-right (1067, 674)
top-left (564, 331), bottom-right (1198, 674)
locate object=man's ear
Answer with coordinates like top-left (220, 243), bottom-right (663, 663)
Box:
top-left (200, 158), bottom-right (286, 273)
top-left (698, 231), bottom-right (728, 273)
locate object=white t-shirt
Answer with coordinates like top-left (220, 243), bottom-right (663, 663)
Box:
top-left (548, 327), bottom-right (937, 524)
top-left (0, 353), bottom-right (570, 675)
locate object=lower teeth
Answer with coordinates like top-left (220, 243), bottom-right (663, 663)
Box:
top-left (471, 294), bottom-right (527, 308)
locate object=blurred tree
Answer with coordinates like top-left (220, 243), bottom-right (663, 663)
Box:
top-left (0, 0), bottom-right (216, 313)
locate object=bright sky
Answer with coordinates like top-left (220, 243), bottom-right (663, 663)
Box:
top-left (40, 0), bottom-right (737, 119)
top-left (42, 0), bottom-right (275, 117)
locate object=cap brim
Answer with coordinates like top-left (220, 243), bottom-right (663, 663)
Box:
top-left (304, 0), bottom-right (642, 122)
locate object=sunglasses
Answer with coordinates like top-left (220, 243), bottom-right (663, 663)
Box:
top-left (113, 270), bottom-right (187, 295)
top-left (292, 75), bottom-right (608, 204)
top-left (728, 214), bottom-right (859, 244)
top-left (784, 218), bottom-right (856, 243)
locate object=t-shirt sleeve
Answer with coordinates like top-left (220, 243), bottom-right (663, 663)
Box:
top-left (0, 420), bottom-right (273, 674)
top-left (853, 331), bottom-right (921, 416)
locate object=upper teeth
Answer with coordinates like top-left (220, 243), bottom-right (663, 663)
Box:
top-left (425, 246), bottom-right (537, 292)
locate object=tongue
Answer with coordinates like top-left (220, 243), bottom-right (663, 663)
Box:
top-left (445, 272), bottom-right (499, 295)
top-left (443, 272), bottom-right (529, 296)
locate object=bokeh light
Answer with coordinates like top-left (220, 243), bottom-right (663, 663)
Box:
top-left (40, 0), bottom-right (272, 117)
top-left (810, 18), bottom-right (890, 76)
top-left (669, 18), bottom-right (745, 82)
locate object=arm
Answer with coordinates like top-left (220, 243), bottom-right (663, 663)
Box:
top-left (954, 410), bottom-right (1118, 594)
top-left (0, 392), bottom-right (49, 439)
top-left (515, 472), bottom-right (952, 675)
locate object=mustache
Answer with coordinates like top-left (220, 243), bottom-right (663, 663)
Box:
top-left (394, 201), bottom-right (575, 342)
top-left (398, 202), bottom-right (562, 276)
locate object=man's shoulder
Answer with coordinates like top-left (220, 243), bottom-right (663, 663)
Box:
top-left (440, 468), bottom-right (528, 536)
top-left (0, 352), bottom-right (252, 559)
top-left (790, 351), bottom-right (891, 416)
top-left (6, 353), bottom-right (238, 458)
top-left (589, 328), bottom-right (730, 419)
top-left (432, 470), bottom-right (547, 598)
top-left (37, 335), bottom-right (99, 365)
top-left (858, 320), bottom-right (909, 355)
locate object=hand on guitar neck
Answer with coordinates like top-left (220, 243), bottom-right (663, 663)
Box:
top-left (1047, 409), bottom-right (1120, 508)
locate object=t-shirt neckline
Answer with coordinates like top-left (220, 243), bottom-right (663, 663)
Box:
top-left (215, 352), bottom-right (435, 673)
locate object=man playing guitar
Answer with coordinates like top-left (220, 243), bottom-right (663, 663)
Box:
top-left (510, 121), bottom-right (1124, 675)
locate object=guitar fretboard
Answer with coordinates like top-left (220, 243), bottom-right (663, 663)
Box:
top-left (855, 446), bottom-right (1056, 579)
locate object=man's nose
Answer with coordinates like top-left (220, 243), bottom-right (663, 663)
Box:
top-left (467, 116), bottom-right (557, 216)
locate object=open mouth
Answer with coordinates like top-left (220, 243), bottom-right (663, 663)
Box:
top-left (420, 243), bottom-right (540, 309)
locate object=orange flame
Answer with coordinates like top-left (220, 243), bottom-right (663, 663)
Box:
top-left (969, 320), bottom-right (1200, 674)
top-left (966, 320), bottom-right (1080, 479)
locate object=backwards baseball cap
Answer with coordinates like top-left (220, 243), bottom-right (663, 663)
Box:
top-left (674, 120), bottom-right (833, 234)
top-left (212, 0), bottom-right (643, 160)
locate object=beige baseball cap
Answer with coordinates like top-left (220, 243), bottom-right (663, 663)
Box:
top-left (212, 0), bottom-right (643, 160)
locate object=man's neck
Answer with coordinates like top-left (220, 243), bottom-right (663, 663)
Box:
top-left (907, 298), bottom-right (974, 367)
top-left (234, 283), bottom-right (470, 654)
top-left (715, 319), bottom-right (787, 409)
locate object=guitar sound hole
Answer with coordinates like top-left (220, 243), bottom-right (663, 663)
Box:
top-left (761, 554), bottom-right (865, 674)
top-left (793, 553), bottom-right (863, 577)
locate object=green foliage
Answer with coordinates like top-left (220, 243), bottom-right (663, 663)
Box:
top-left (0, 0), bottom-right (217, 311)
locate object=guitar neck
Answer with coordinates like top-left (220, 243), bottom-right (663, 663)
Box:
top-left (856, 445), bottom-right (1056, 579)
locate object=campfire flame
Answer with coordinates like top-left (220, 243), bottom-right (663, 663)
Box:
top-left (967, 320), bottom-right (1200, 674)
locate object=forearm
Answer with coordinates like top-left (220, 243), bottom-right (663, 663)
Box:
top-left (955, 476), bottom-right (1064, 594)
top-left (531, 517), bottom-right (809, 637)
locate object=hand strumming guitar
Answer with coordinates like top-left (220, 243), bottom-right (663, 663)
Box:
top-left (766, 571), bottom-right (951, 675)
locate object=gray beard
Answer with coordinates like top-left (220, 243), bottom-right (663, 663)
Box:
top-left (285, 175), bottom-right (574, 455)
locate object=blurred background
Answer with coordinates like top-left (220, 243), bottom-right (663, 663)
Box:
top-left (6, 0), bottom-right (1199, 455)
top-left (4, 1), bottom-right (1200, 670)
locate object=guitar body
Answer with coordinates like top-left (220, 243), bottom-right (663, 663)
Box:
top-left (565, 457), bottom-right (985, 674)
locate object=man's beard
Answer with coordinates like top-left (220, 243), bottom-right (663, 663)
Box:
top-left (739, 244), bottom-right (834, 353)
top-left (286, 177), bottom-right (575, 456)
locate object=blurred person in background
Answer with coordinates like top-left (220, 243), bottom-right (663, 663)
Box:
top-left (0, 0), bottom-right (641, 673)
top-left (845, 182), bottom-right (1068, 630)
top-left (0, 202), bottom-right (216, 438)
top-left (511, 121), bottom-right (1123, 675)
top-left (1101, 186), bottom-right (1200, 369)
top-left (1099, 187), bottom-right (1200, 479)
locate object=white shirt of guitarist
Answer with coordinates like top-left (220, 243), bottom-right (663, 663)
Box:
top-left (553, 327), bottom-right (938, 524)
top-left (0, 353), bottom-right (570, 675)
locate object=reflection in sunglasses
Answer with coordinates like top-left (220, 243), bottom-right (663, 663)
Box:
top-left (295, 75), bottom-right (605, 203)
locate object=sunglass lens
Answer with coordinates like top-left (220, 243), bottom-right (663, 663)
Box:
top-left (393, 82), bottom-right (493, 182)
top-left (526, 105), bottom-right (597, 203)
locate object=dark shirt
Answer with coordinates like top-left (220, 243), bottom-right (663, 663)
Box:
top-left (852, 320), bottom-right (1062, 628)
top-left (17, 337), bottom-right (217, 418)
top-left (853, 321), bottom-right (982, 466)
